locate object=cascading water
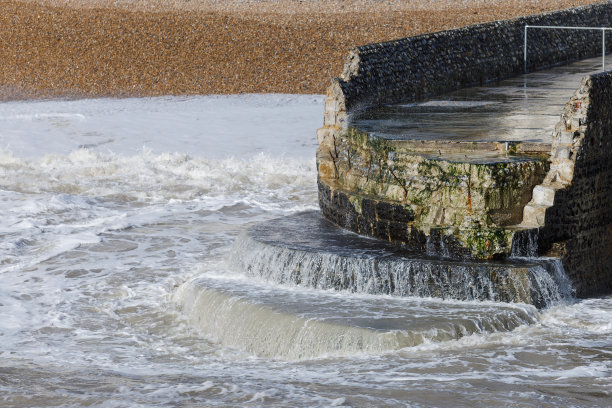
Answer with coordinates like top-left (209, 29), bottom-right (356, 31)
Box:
top-left (174, 277), bottom-right (405, 360)
top-left (510, 228), bottom-right (540, 257)
top-left (228, 211), bottom-right (571, 309)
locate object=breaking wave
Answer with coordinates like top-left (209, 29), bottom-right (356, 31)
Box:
top-left (0, 147), bottom-right (317, 208)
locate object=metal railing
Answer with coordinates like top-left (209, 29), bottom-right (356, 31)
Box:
top-left (524, 25), bottom-right (611, 73)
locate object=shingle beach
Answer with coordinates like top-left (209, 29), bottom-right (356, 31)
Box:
top-left (0, 0), bottom-right (603, 99)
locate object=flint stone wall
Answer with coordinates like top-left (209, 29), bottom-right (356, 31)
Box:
top-left (334, 2), bottom-right (612, 115)
top-left (534, 72), bottom-right (612, 298)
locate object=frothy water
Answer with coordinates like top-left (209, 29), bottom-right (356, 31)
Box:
top-left (0, 95), bottom-right (610, 407)
top-left (229, 212), bottom-right (570, 308)
top-left (174, 274), bottom-right (538, 360)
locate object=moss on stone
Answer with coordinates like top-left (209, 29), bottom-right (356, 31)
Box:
top-left (460, 224), bottom-right (513, 259)
top-left (323, 126), bottom-right (551, 259)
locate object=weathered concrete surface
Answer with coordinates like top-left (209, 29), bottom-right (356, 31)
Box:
top-left (319, 58), bottom-right (611, 260)
top-left (318, 129), bottom-right (550, 258)
top-left (349, 57), bottom-right (610, 144)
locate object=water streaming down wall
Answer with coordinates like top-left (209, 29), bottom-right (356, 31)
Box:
top-left (228, 211), bottom-right (570, 309)
top-left (510, 229), bottom-right (540, 258)
top-left (526, 257), bottom-right (576, 301)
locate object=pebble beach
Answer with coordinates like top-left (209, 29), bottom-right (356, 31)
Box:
top-left (0, 0), bottom-right (604, 99)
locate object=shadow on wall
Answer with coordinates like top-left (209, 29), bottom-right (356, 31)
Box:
top-left (537, 73), bottom-right (612, 297)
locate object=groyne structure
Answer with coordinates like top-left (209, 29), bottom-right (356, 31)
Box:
top-left (317, 3), bottom-right (612, 298)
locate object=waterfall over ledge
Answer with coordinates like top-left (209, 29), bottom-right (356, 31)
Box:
top-left (228, 211), bottom-right (572, 309)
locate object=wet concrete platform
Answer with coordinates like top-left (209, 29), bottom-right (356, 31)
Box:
top-left (350, 55), bottom-right (611, 144)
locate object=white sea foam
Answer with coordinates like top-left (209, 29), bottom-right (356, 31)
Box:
top-left (0, 147), bottom-right (316, 205)
top-left (0, 112), bottom-right (87, 121)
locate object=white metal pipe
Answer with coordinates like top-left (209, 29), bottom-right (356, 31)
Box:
top-left (523, 25), bottom-right (611, 73)
top-left (524, 25), bottom-right (528, 73)
top-left (526, 25), bottom-right (612, 31)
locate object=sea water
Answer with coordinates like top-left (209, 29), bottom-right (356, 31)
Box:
top-left (0, 95), bottom-right (610, 407)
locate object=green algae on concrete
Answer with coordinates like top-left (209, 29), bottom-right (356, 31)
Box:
top-left (318, 118), bottom-right (550, 259)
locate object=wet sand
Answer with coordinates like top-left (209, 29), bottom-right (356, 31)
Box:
top-left (0, 0), bottom-right (604, 99)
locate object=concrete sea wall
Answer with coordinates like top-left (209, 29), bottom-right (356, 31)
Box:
top-left (325, 2), bottom-right (612, 118)
top-left (318, 135), bottom-right (551, 259)
top-left (317, 3), bottom-right (612, 298)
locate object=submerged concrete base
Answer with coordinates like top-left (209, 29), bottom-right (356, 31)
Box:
top-left (229, 211), bottom-right (572, 308)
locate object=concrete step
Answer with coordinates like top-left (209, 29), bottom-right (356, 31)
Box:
top-left (521, 203), bottom-right (548, 227)
top-left (531, 185), bottom-right (556, 207)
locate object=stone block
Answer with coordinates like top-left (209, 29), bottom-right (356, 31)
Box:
top-left (318, 162), bottom-right (335, 179)
top-left (388, 221), bottom-right (409, 242)
top-left (522, 204), bottom-right (547, 227)
top-left (554, 162), bottom-right (575, 183)
top-left (361, 198), bottom-right (376, 220)
top-left (553, 145), bottom-right (571, 160)
top-left (558, 130), bottom-right (576, 144)
top-left (325, 99), bottom-right (340, 112)
top-left (316, 128), bottom-right (333, 145)
top-left (323, 111), bottom-right (337, 126)
top-left (531, 185), bottom-right (555, 207)
top-left (374, 220), bottom-right (389, 240)
top-left (358, 216), bottom-right (372, 235)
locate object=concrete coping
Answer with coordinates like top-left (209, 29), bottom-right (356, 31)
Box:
top-left (381, 138), bottom-right (552, 157)
top-left (347, 129), bottom-right (552, 164)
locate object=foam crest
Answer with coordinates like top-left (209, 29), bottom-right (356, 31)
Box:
top-left (540, 297), bottom-right (612, 334)
top-left (0, 113), bottom-right (87, 121)
top-left (0, 148), bottom-right (317, 207)
top-left (174, 274), bottom-right (537, 360)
